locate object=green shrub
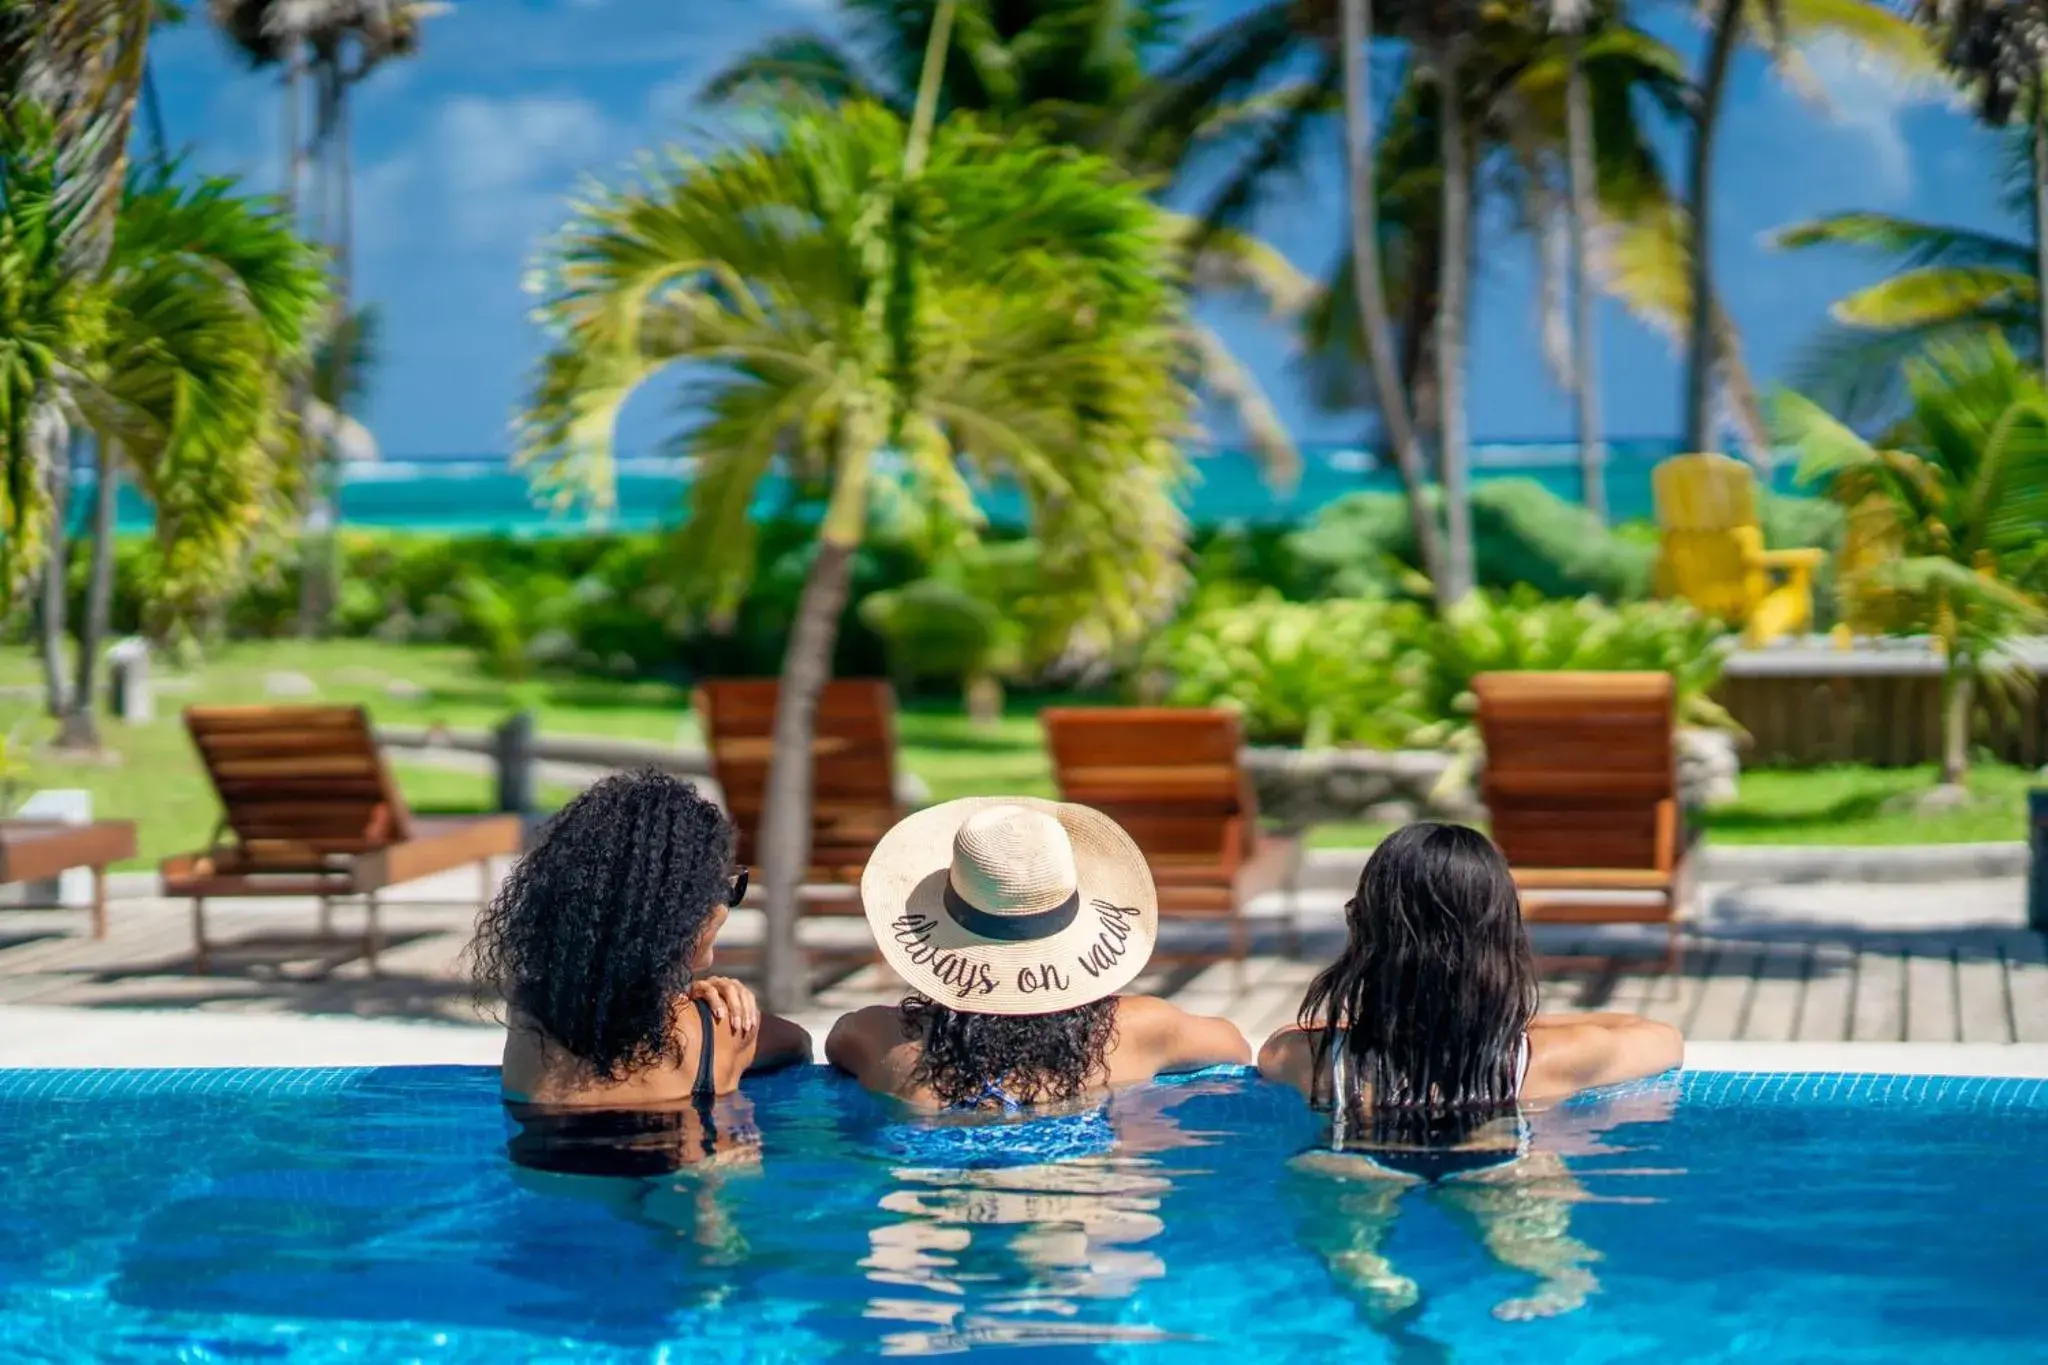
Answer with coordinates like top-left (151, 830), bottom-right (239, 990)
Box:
top-left (1470, 480), bottom-right (1656, 601)
top-left (1141, 593), bottom-right (1429, 746)
top-left (1145, 589), bottom-right (1733, 748)
top-left (1284, 481), bottom-right (1654, 602)
top-left (1407, 588), bottom-right (1734, 739)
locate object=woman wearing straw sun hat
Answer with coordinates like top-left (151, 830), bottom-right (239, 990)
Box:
top-left (825, 798), bottom-right (1251, 1109)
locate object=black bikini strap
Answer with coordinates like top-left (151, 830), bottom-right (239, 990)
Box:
top-left (692, 996), bottom-right (718, 1099)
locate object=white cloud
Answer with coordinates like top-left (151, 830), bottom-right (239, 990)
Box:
top-left (1796, 36), bottom-right (1935, 204)
top-left (356, 93), bottom-right (616, 255)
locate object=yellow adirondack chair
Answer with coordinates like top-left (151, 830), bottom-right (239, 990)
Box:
top-left (1652, 453), bottom-right (1824, 647)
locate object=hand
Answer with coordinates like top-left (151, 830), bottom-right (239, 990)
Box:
top-left (690, 976), bottom-right (760, 1036)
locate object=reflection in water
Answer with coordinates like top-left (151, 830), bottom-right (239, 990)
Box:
top-left (504, 1094), bottom-right (763, 1267)
top-left (858, 1081), bottom-right (1234, 1356)
top-left (1289, 1083), bottom-right (1679, 1339)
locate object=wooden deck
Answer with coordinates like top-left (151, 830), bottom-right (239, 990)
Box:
top-left (3, 871), bottom-right (2044, 1047)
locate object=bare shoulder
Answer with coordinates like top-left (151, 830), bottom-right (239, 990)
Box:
top-left (1257, 1026), bottom-right (1319, 1095)
top-left (825, 1005), bottom-right (907, 1074)
top-left (1112, 994), bottom-right (1251, 1075)
top-left (1525, 1013), bottom-right (1683, 1099)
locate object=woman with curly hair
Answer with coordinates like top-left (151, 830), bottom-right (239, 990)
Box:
top-left (474, 770), bottom-right (811, 1108)
top-left (826, 798), bottom-right (1249, 1109)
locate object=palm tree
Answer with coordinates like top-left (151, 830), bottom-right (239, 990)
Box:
top-left (1909, 1), bottom-right (2048, 389)
top-left (59, 170), bottom-right (329, 747)
top-left (209, 0), bottom-right (432, 634)
top-left (1550, 0), bottom-right (1606, 521)
top-left (1338, 0), bottom-right (1447, 600)
top-left (0, 0), bottom-right (157, 715)
top-left (1776, 334), bottom-right (2048, 788)
top-left (702, 0), bottom-right (1306, 485)
top-left (1417, 5), bottom-right (1483, 603)
top-left (1772, 205), bottom-right (2037, 422)
top-left (520, 101), bottom-right (1198, 1011)
top-left (1680, 0), bottom-right (1935, 455)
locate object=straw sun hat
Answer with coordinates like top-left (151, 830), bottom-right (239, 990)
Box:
top-left (861, 797), bottom-right (1159, 1016)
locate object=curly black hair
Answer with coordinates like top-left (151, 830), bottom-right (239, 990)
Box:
top-left (899, 992), bottom-right (1120, 1108)
top-left (471, 770), bottom-right (737, 1082)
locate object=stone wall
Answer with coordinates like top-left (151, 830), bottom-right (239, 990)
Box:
top-left (1244, 729), bottom-right (1742, 829)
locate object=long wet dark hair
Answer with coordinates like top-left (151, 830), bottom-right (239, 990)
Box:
top-left (1298, 823), bottom-right (1539, 1146)
top-left (900, 993), bottom-right (1119, 1108)
top-left (471, 770), bottom-right (738, 1081)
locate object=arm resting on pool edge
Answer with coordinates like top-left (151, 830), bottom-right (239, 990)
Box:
top-left (1524, 1014), bottom-right (1684, 1098)
top-left (1118, 996), bottom-right (1253, 1075)
top-left (750, 1014), bottom-right (814, 1072)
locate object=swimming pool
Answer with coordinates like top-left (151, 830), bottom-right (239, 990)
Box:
top-left (1, 1066), bottom-right (2041, 1362)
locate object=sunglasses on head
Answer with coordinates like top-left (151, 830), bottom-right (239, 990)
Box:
top-left (726, 868), bottom-right (750, 907)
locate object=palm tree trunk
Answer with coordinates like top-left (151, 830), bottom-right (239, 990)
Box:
top-left (57, 439), bottom-right (116, 752)
top-left (282, 49), bottom-right (303, 215)
top-left (1684, 0), bottom-right (1743, 455)
top-left (1340, 0), bottom-right (1448, 607)
top-left (1435, 36), bottom-right (1475, 604)
top-left (37, 425), bottom-right (71, 720)
top-left (757, 443), bottom-right (873, 1013)
top-left (1940, 665), bottom-right (1972, 787)
top-left (2031, 91), bottom-right (2048, 390)
top-left (1564, 27), bottom-right (1606, 523)
top-left (298, 57), bottom-right (342, 639)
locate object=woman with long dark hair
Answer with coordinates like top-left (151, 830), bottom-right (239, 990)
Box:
top-left (1262, 822), bottom-right (1679, 1141)
top-left (826, 798), bottom-right (1249, 1109)
top-left (1263, 823), bottom-right (1678, 1320)
top-left (473, 770), bottom-right (811, 1110)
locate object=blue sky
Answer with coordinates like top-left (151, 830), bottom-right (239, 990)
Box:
top-left (151, 0), bottom-right (2013, 460)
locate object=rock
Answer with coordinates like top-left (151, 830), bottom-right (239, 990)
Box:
top-left (524, 629), bottom-right (577, 668)
top-left (1361, 800), bottom-right (1418, 826)
top-left (385, 678), bottom-right (428, 703)
top-left (897, 772), bottom-right (932, 808)
top-left (263, 670), bottom-right (318, 699)
top-left (1676, 728), bottom-right (1742, 810)
top-left (1915, 782), bottom-right (1976, 815)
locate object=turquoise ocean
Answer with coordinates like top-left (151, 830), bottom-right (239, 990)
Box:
top-left (98, 440), bottom-right (1807, 535)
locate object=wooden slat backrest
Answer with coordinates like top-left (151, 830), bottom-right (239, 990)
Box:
top-left (1042, 708), bottom-right (1259, 877)
top-left (1473, 672), bottom-right (1676, 872)
top-left (695, 680), bottom-right (901, 869)
top-left (184, 705), bottom-right (412, 856)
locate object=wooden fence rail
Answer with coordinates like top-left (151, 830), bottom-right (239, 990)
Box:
top-left (1717, 648), bottom-right (2048, 769)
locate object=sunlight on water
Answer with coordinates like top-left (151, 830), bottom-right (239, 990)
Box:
top-left (0, 1067), bottom-right (2042, 1362)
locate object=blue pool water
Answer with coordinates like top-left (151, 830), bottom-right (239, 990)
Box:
top-left (1, 1067), bottom-right (2043, 1362)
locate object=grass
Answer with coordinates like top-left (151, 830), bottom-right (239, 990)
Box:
top-left (1695, 763), bottom-right (2040, 846)
top-left (2, 640), bottom-right (2038, 867)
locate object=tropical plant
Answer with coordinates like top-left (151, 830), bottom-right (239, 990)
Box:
top-left (519, 93), bottom-right (1198, 1010)
top-left (1143, 594), bottom-right (1431, 747)
top-left (1339, 0), bottom-right (1448, 605)
top-left (1776, 334), bottom-right (2048, 787)
top-left (209, 0), bottom-right (434, 634)
top-left (702, 0), bottom-right (1308, 485)
top-left (1678, 0), bottom-right (1935, 455)
top-left (1144, 588), bottom-right (1731, 747)
top-left (1406, 587), bottom-right (1734, 739)
top-left (1772, 202), bottom-right (2038, 425)
top-left (0, 0), bottom-right (157, 718)
top-left (1549, 0), bottom-right (1606, 521)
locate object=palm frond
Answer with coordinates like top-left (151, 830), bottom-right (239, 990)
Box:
top-left (1771, 211), bottom-right (2031, 270)
top-left (698, 32), bottom-right (900, 112)
top-left (1829, 263), bottom-right (2034, 329)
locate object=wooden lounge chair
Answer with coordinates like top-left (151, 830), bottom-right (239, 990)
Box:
top-left (695, 679), bottom-right (905, 916)
top-left (1042, 707), bottom-right (1300, 978)
top-left (1653, 452), bottom-right (1824, 647)
top-left (1472, 672), bottom-right (1686, 973)
top-left (0, 819), bottom-right (138, 939)
top-left (161, 706), bottom-right (524, 974)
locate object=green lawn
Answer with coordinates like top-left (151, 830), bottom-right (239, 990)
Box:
top-left (1696, 763), bottom-right (2040, 845)
top-left (2, 640), bottom-right (2038, 867)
